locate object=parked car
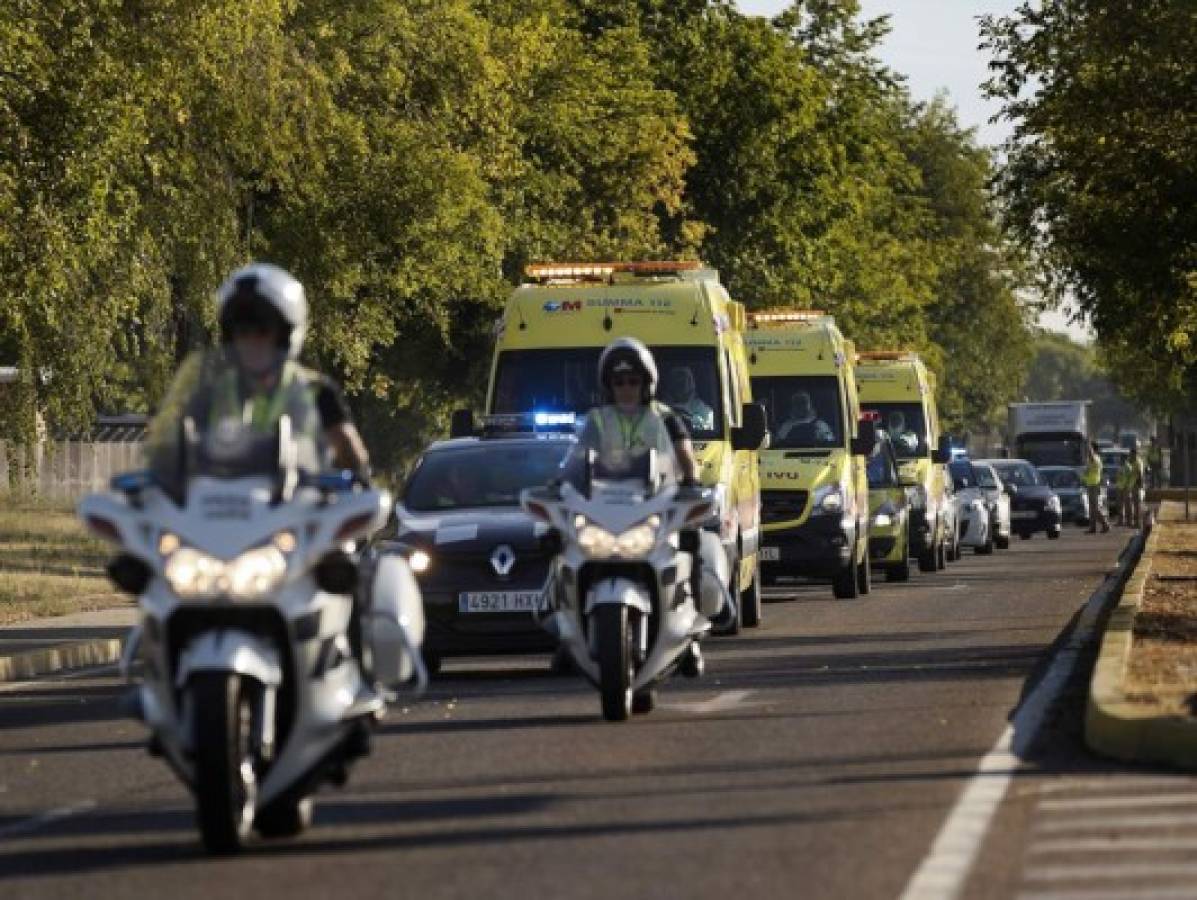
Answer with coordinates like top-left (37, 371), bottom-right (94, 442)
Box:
top-left (866, 430), bottom-right (913, 582)
top-left (1038, 465), bottom-right (1096, 526)
top-left (941, 469), bottom-right (963, 562)
top-left (384, 427), bottom-right (576, 673)
top-left (971, 461), bottom-right (1012, 550)
top-left (979, 459), bottom-right (1062, 540)
top-left (949, 460), bottom-right (1001, 554)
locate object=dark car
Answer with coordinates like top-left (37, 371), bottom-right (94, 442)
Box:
top-left (386, 432), bottom-right (575, 672)
top-left (980, 459), bottom-right (1062, 540)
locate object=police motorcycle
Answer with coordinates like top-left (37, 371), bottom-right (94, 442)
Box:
top-left (79, 349), bottom-right (426, 853)
top-left (521, 446), bottom-right (729, 722)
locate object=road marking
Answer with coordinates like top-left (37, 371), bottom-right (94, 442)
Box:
top-left (662, 690), bottom-right (755, 714)
top-left (1033, 812), bottom-right (1197, 833)
top-left (899, 552), bottom-right (1121, 900)
top-left (1029, 836), bottom-right (1197, 854)
top-left (1024, 861), bottom-right (1197, 881)
top-left (1038, 793), bottom-right (1197, 811)
top-left (1030, 777), bottom-right (1194, 795)
top-left (0, 799), bottom-right (96, 840)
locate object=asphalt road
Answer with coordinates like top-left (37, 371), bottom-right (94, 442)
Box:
top-left (0, 525), bottom-right (1170, 899)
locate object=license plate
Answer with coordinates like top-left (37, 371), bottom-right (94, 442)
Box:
top-left (1011, 510), bottom-right (1037, 520)
top-left (760, 546), bottom-right (780, 561)
top-left (458, 591), bottom-right (545, 613)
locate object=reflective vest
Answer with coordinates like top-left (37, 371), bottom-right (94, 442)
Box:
top-left (586, 401), bottom-right (677, 470)
top-left (1083, 455), bottom-right (1102, 487)
top-left (208, 361), bottom-right (323, 471)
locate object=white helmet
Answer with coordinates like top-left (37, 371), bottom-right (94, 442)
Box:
top-left (217, 262), bottom-right (308, 360)
top-left (598, 337), bottom-right (658, 403)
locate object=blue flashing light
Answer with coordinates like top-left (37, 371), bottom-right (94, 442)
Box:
top-left (533, 411), bottom-right (577, 427)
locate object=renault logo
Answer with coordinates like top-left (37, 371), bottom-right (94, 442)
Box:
top-left (491, 544), bottom-right (516, 577)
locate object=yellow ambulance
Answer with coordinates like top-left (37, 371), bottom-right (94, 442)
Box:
top-left (745, 311), bottom-right (875, 599)
top-left (479, 261), bottom-right (768, 630)
top-left (855, 352), bottom-right (953, 573)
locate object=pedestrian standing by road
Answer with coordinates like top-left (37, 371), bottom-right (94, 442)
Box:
top-left (1147, 436), bottom-right (1164, 489)
top-left (1119, 447), bottom-right (1145, 529)
top-left (1084, 441), bottom-right (1110, 534)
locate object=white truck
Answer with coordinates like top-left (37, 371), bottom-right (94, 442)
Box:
top-left (1007, 401), bottom-right (1091, 470)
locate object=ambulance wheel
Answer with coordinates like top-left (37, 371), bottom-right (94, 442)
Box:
top-left (856, 552), bottom-right (871, 596)
top-left (936, 540), bottom-right (947, 570)
top-left (886, 534), bottom-right (911, 582)
top-left (832, 561), bottom-right (859, 600)
top-left (917, 546), bottom-right (937, 573)
top-left (740, 563), bottom-right (762, 628)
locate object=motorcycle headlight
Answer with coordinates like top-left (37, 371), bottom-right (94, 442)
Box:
top-left (578, 524), bottom-right (617, 556)
top-left (615, 515), bottom-right (660, 556)
top-left (813, 484), bottom-right (844, 515)
top-left (163, 537), bottom-right (290, 600)
top-left (163, 548), bottom-right (226, 599)
top-left (408, 549), bottom-right (432, 574)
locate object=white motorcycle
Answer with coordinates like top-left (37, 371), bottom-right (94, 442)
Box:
top-left (79, 351), bottom-right (425, 853)
top-left (522, 451), bottom-right (729, 721)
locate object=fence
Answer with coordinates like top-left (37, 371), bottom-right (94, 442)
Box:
top-left (1, 440), bottom-right (142, 502)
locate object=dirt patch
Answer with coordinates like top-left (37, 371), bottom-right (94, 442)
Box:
top-left (0, 501), bottom-right (126, 625)
top-left (1125, 514), bottom-right (1197, 714)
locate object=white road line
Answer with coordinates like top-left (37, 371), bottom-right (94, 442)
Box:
top-left (899, 556), bottom-right (1121, 900)
top-left (0, 799), bottom-right (96, 840)
top-left (1038, 793), bottom-right (1197, 812)
top-left (1029, 836), bottom-right (1197, 854)
top-left (1024, 861), bottom-right (1197, 881)
top-left (1034, 812), bottom-right (1197, 833)
top-left (662, 690), bottom-right (755, 714)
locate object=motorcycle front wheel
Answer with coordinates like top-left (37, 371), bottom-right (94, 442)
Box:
top-left (595, 605), bottom-right (635, 722)
top-left (191, 672), bottom-right (258, 853)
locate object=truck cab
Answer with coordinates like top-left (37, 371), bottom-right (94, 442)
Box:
top-left (1007, 401), bottom-right (1092, 472)
top-left (479, 261), bottom-right (768, 629)
top-left (856, 351), bottom-right (952, 573)
top-left (746, 311), bottom-right (874, 600)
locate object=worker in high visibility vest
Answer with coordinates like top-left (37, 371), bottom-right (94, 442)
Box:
top-left (1120, 447), bottom-right (1145, 529)
top-left (1083, 441), bottom-right (1110, 533)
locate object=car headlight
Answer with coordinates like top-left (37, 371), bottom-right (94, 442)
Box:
top-left (1047, 495), bottom-right (1061, 512)
top-left (163, 539), bottom-right (290, 600)
top-left (408, 549), bottom-right (432, 574)
top-left (873, 513), bottom-right (892, 528)
top-left (812, 484), bottom-right (845, 515)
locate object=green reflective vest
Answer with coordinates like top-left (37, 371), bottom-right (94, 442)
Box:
top-left (1083, 455), bottom-right (1102, 487)
top-left (208, 361), bottom-right (323, 471)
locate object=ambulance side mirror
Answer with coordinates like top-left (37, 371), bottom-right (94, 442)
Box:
top-left (933, 435), bottom-right (952, 465)
top-left (851, 419), bottom-right (877, 457)
top-left (449, 409), bottom-right (475, 439)
top-left (732, 403), bottom-right (768, 452)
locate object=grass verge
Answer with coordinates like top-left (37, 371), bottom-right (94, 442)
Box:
top-left (0, 499), bottom-right (128, 626)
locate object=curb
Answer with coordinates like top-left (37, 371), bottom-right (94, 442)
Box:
top-left (0, 637), bottom-right (127, 683)
top-left (1085, 516), bottom-right (1197, 768)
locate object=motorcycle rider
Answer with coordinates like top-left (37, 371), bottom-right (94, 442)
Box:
top-left (576, 337), bottom-right (700, 483)
top-left (570, 338), bottom-right (723, 674)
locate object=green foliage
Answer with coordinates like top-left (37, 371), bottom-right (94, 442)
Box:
top-left (0, 0), bottom-right (1034, 474)
top-left (983, 0), bottom-right (1197, 414)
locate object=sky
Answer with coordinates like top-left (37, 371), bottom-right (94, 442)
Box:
top-left (735, 1), bottom-right (1091, 342)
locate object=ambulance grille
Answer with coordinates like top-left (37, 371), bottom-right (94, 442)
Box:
top-left (762, 490), bottom-right (809, 523)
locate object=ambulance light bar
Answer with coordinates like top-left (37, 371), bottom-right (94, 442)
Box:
top-left (748, 310), bottom-right (828, 326)
top-left (857, 351), bottom-right (920, 362)
top-left (525, 261), bottom-right (702, 283)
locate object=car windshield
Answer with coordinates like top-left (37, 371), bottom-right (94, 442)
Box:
top-left (974, 466), bottom-right (998, 489)
top-left (403, 441), bottom-right (572, 511)
top-left (949, 461), bottom-right (977, 490)
top-left (861, 402), bottom-right (928, 459)
top-left (991, 463), bottom-right (1042, 487)
top-left (1042, 469), bottom-right (1081, 489)
top-left (751, 375), bottom-right (844, 449)
top-left (492, 346), bottom-right (724, 440)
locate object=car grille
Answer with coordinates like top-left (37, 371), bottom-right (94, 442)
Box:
top-left (762, 490), bottom-right (809, 524)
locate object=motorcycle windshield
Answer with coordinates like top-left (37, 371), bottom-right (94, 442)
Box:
top-left (144, 348), bottom-right (320, 495)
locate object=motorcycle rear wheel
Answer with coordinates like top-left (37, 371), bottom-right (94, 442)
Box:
top-left (596, 605), bottom-right (634, 722)
top-left (192, 672), bottom-right (258, 854)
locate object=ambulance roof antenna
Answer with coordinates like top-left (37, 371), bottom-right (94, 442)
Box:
top-left (516, 299), bottom-right (527, 331)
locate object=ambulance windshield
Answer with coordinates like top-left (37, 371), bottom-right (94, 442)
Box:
top-left (751, 375), bottom-right (844, 449)
top-left (492, 346), bottom-right (724, 440)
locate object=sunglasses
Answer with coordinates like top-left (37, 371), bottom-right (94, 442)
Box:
top-left (612, 376), bottom-right (642, 387)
